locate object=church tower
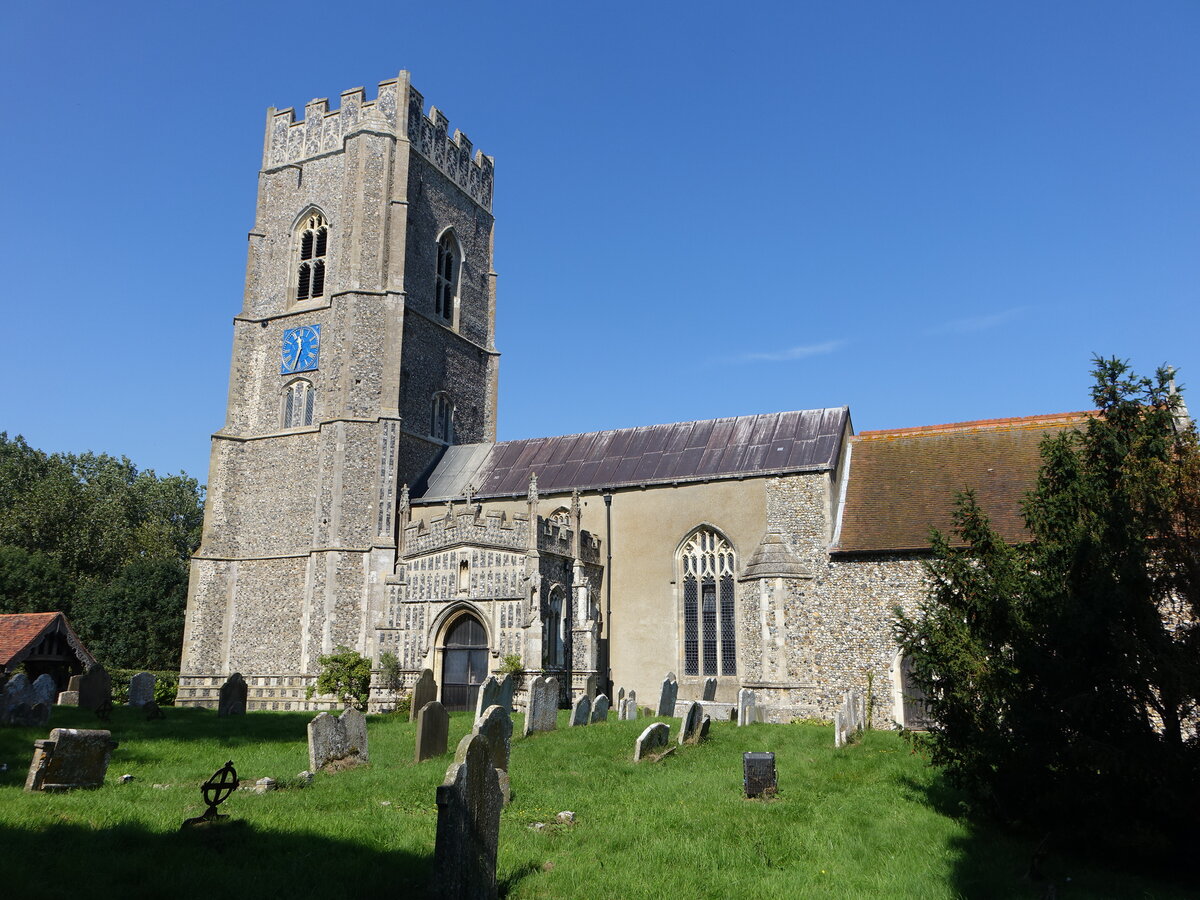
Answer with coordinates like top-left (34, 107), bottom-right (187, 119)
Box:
top-left (179, 72), bottom-right (498, 708)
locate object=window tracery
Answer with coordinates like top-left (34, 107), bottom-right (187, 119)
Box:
top-left (282, 379), bottom-right (315, 428)
top-left (680, 528), bottom-right (737, 676)
top-left (296, 212), bottom-right (328, 302)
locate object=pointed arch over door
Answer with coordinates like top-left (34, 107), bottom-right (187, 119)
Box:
top-left (441, 612), bottom-right (488, 711)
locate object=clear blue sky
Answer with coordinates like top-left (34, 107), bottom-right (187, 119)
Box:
top-left (3, 1), bottom-right (1197, 485)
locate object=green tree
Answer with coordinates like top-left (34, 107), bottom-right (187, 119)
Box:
top-left (0, 545), bottom-right (76, 616)
top-left (72, 558), bottom-right (190, 670)
top-left (307, 647), bottom-right (372, 709)
top-left (896, 358), bottom-right (1200, 850)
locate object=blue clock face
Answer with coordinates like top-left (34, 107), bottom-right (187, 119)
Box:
top-left (281, 324), bottom-right (321, 374)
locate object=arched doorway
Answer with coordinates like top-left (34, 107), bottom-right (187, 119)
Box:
top-left (441, 614), bottom-right (488, 711)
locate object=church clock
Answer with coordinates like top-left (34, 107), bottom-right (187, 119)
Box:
top-left (281, 324), bottom-right (321, 374)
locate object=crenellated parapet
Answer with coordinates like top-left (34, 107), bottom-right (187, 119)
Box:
top-left (263, 71), bottom-right (494, 211)
top-left (538, 518), bottom-right (602, 564)
top-left (403, 507), bottom-right (528, 557)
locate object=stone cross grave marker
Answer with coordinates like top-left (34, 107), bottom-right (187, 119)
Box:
top-left (496, 673), bottom-right (514, 713)
top-left (471, 704), bottom-right (513, 803)
top-left (523, 676), bottom-right (558, 736)
top-left (590, 694), bottom-right (610, 723)
top-left (657, 672), bottom-right (678, 716)
top-left (31, 674), bottom-right (57, 708)
top-left (218, 673), bottom-right (248, 717)
top-left (634, 722), bottom-right (670, 762)
top-left (308, 707), bottom-right (369, 771)
top-left (415, 700), bottom-right (450, 763)
top-left (77, 664), bottom-right (112, 712)
top-left (475, 675), bottom-right (501, 719)
top-left (737, 688), bottom-right (757, 726)
top-left (678, 700), bottom-right (704, 745)
top-left (432, 733), bottom-right (503, 899)
top-left (702, 676), bottom-right (717, 702)
top-left (569, 694), bottom-right (591, 726)
top-left (25, 728), bottom-right (119, 791)
top-left (128, 672), bottom-right (156, 708)
top-left (410, 668), bottom-right (437, 722)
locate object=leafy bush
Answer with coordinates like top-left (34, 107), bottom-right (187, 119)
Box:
top-left (497, 653), bottom-right (523, 675)
top-left (108, 669), bottom-right (180, 706)
top-left (306, 647), bottom-right (371, 708)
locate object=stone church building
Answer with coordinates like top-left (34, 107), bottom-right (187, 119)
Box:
top-left (178, 72), bottom-right (1083, 724)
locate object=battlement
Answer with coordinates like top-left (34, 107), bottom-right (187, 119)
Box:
top-left (403, 507), bottom-right (528, 556)
top-left (263, 71), bottom-right (494, 211)
top-left (539, 517), bottom-right (603, 564)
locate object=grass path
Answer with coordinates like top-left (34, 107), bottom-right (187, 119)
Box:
top-left (0, 706), bottom-right (1186, 898)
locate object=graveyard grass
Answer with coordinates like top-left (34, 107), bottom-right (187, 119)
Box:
top-left (0, 708), bottom-right (1189, 899)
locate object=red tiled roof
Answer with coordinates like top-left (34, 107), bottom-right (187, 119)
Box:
top-left (0, 612), bottom-right (91, 669)
top-left (835, 412), bottom-right (1092, 554)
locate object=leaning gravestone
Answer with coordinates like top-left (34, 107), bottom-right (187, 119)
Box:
top-left (678, 700), bottom-right (704, 745)
top-left (702, 676), bottom-right (717, 702)
top-left (475, 675), bottom-right (501, 718)
top-left (496, 673), bottom-right (515, 714)
top-left (591, 694), bottom-right (610, 723)
top-left (634, 722), bottom-right (671, 762)
top-left (128, 672), bottom-right (156, 708)
top-left (308, 707), bottom-right (369, 771)
top-left (699, 714), bottom-right (712, 741)
top-left (415, 701), bottom-right (450, 763)
top-left (31, 674), bottom-right (58, 708)
top-left (471, 704), bottom-right (514, 803)
top-left (569, 694), bottom-right (591, 727)
top-left (616, 687), bottom-right (625, 708)
top-left (432, 733), bottom-right (503, 900)
top-left (523, 676), bottom-right (558, 736)
top-left (25, 728), bottom-right (119, 792)
top-left (657, 672), bottom-right (678, 716)
top-left (410, 668), bottom-right (437, 722)
top-left (218, 673), bottom-right (248, 717)
top-left (77, 664), bottom-right (112, 712)
top-left (737, 688), bottom-right (757, 727)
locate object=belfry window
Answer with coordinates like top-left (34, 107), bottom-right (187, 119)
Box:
top-left (435, 232), bottom-right (458, 322)
top-left (296, 212), bottom-right (328, 302)
top-left (282, 379), bottom-right (315, 428)
top-left (680, 528), bottom-right (737, 677)
top-left (431, 392), bottom-right (454, 443)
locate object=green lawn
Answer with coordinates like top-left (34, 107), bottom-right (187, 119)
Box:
top-left (0, 706), bottom-right (1186, 899)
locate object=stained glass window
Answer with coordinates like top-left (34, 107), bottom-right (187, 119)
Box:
top-left (680, 528), bottom-right (737, 677)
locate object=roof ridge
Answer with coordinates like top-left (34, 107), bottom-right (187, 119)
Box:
top-left (855, 411), bottom-right (1093, 440)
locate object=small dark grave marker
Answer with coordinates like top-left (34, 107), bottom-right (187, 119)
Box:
top-left (743, 751), bottom-right (777, 798)
top-left (181, 760), bottom-right (240, 829)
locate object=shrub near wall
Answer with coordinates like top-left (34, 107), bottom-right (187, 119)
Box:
top-left (109, 670), bottom-right (180, 706)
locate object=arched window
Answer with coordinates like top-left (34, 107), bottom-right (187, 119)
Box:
top-left (544, 586), bottom-right (565, 668)
top-left (296, 212), bottom-right (328, 302)
top-left (679, 528), bottom-right (737, 677)
top-left (431, 392), bottom-right (454, 443)
top-left (435, 231), bottom-right (459, 322)
top-left (282, 379), bottom-right (315, 428)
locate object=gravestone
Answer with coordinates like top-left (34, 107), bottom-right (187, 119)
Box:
top-left (590, 694), bottom-right (610, 723)
top-left (218, 673), bottom-right (248, 717)
top-left (308, 707), bottom-right (369, 771)
top-left (834, 689), bottom-right (863, 748)
top-left (699, 715), bottom-right (711, 741)
top-left (569, 694), bottom-right (591, 727)
top-left (415, 701), bottom-right (450, 763)
top-left (2, 673), bottom-right (33, 724)
top-left (657, 672), bottom-right (678, 716)
top-left (616, 687), bottom-right (625, 708)
top-left (584, 673), bottom-right (600, 700)
top-left (523, 676), bottom-right (558, 736)
top-left (31, 674), bottom-right (58, 708)
top-left (77, 664), bottom-right (112, 712)
top-left (743, 751), bottom-right (777, 798)
top-left (144, 701), bottom-right (165, 720)
top-left (25, 728), bottom-right (119, 791)
top-left (634, 722), bottom-right (671, 762)
top-left (128, 672), bottom-right (156, 708)
top-left (57, 690), bottom-right (79, 707)
top-left (410, 668), bottom-right (437, 722)
top-left (496, 673), bottom-right (515, 713)
top-left (475, 675), bottom-right (501, 718)
top-left (432, 733), bottom-right (503, 899)
top-left (619, 692), bottom-right (638, 721)
top-left (471, 704), bottom-right (513, 803)
top-left (702, 676), bottom-right (717, 702)
top-left (737, 688), bottom-right (757, 727)
top-left (678, 700), bottom-right (704, 745)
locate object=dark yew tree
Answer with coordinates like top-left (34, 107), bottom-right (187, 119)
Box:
top-left (896, 358), bottom-right (1200, 854)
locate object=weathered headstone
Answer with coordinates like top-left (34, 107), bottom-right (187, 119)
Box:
top-left (475, 675), bottom-right (501, 719)
top-left (590, 693), bottom-right (610, 723)
top-left (218, 672), bottom-right (248, 717)
top-left (25, 728), bottom-right (119, 791)
top-left (496, 673), bottom-right (515, 714)
top-left (77, 664), bottom-right (112, 712)
top-left (699, 715), bottom-right (711, 741)
top-left (523, 676), bottom-right (558, 736)
top-left (834, 689), bottom-right (863, 747)
top-left (471, 704), bottom-right (514, 803)
top-left (31, 674), bottom-right (58, 708)
top-left (619, 691), bottom-right (639, 721)
top-left (2, 673), bottom-right (33, 724)
top-left (57, 691), bottom-right (80, 707)
top-left (737, 688), bottom-right (757, 727)
top-left (415, 700), bottom-right (450, 763)
top-left (743, 751), bottom-right (777, 798)
top-left (702, 676), bottom-right (717, 702)
top-left (634, 722), bottom-right (671, 762)
top-left (308, 706), bottom-right (369, 771)
top-left (432, 733), bottom-right (503, 899)
top-left (583, 673), bottom-right (600, 700)
top-left (616, 687), bottom-right (625, 708)
top-left (410, 668), bottom-right (437, 722)
top-left (144, 700), bottom-right (165, 720)
top-left (657, 672), bottom-right (678, 716)
top-left (128, 672), bottom-right (156, 708)
top-left (678, 700), bottom-right (704, 745)
top-left (569, 694), bottom-right (591, 727)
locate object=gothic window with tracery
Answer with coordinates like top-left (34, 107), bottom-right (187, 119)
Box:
top-left (431, 392), bottom-right (454, 443)
top-left (296, 212), bottom-right (328, 302)
top-left (435, 231), bottom-right (458, 322)
top-left (282, 379), bottom-right (315, 428)
top-left (680, 528), bottom-right (737, 677)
